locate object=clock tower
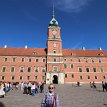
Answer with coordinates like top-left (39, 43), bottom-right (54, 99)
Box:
top-left (46, 7), bottom-right (64, 84)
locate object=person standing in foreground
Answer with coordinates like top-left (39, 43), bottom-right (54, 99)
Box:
top-left (41, 83), bottom-right (59, 107)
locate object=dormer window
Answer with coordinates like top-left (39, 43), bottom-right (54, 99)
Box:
top-left (32, 52), bottom-right (36, 55)
top-left (98, 53), bottom-right (103, 56)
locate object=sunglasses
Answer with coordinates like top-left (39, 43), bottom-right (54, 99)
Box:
top-left (49, 87), bottom-right (54, 89)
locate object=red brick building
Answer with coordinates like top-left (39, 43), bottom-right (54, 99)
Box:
top-left (0, 13), bottom-right (107, 84)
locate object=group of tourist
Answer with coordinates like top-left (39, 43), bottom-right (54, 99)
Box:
top-left (0, 81), bottom-right (45, 98)
top-left (21, 82), bottom-right (45, 96)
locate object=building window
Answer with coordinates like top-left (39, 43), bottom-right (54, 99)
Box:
top-left (103, 76), bottom-right (106, 79)
top-left (11, 76), bottom-right (14, 80)
top-left (99, 67), bottom-right (103, 72)
top-left (80, 76), bottom-right (83, 80)
top-left (91, 58), bottom-right (94, 62)
top-left (42, 67), bottom-right (46, 72)
top-left (28, 67), bottom-right (31, 72)
top-left (35, 67), bottom-right (39, 72)
top-left (4, 58), bottom-right (7, 62)
top-left (27, 76), bottom-right (30, 80)
top-left (99, 58), bottom-right (102, 63)
top-left (29, 58), bottom-right (31, 62)
top-left (20, 66), bottom-right (24, 72)
top-left (87, 76), bottom-right (90, 79)
top-left (43, 58), bottom-right (46, 62)
top-left (36, 58), bottom-right (38, 62)
top-left (86, 67), bottom-right (90, 72)
top-left (1, 76), bottom-right (5, 80)
top-left (65, 74), bottom-right (67, 78)
top-left (93, 68), bottom-right (96, 72)
top-left (35, 76), bottom-right (37, 80)
top-left (85, 58), bottom-right (88, 62)
top-left (13, 58), bottom-right (16, 62)
top-left (19, 76), bottom-right (23, 80)
top-left (11, 67), bottom-right (15, 72)
top-left (21, 58), bottom-right (24, 62)
top-left (78, 67), bottom-right (82, 72)
top-left (95, 76), bottom-right (97, 79)
top-left (53, 58), bottom-right (57, 62)
top-left (71, 64), bottom-right (74, 68)
top-left (53, 66), bottom-right (58, 72)
top-left (71, 58), bottom-right (73, 62)
top-left (42, 76), bottom-right (45, 80)
top-left (64, 58), bottom-right (66, 61)
top-left (78, 58), bottom-right (81, 62)
top-left (64, 64), bottom-right (67, 68)
top-left (2, 66), bottom-right (6, 72)
top-left (71, 74), bottom-right (74, 78)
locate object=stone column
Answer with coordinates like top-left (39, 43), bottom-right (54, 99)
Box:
top-left (46, 73), bottom-right (51, 84)
top-left (58, 73), bottom-right (64, 84)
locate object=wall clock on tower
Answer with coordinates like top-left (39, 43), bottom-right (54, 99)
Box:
top-left (52, 30), bottom-right (57, 35)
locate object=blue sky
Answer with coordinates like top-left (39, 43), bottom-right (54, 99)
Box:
top-left (0, 0), bottom-right (107, 50)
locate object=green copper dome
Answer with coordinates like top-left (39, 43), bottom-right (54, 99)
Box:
top-left (49, 17), bottom-right (58, 27)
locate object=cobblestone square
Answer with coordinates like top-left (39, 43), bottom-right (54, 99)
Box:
top-left (0, 84), bottom-right (107, 107)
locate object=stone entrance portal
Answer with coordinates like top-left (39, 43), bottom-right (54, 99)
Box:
top-left (46, 73), bottom-right (64, 84)
top-left (53, 75), bottom-right (58, 84)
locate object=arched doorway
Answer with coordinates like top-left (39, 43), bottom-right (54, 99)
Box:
top-left (53, 75), bottom-right (58, 84)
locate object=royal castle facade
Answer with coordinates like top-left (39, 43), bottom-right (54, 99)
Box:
top-left (0, 13), bottom-right (107, 84)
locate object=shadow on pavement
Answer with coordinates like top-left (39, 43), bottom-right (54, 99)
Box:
top-left (0, 102), bottom-right (5, 107)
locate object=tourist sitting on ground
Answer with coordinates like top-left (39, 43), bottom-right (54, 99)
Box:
top-left (92, 81), bottom-right (97, 89)
top-left (90, 82), bottom-right (93, 88)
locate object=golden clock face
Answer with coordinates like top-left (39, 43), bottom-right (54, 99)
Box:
top-left (52, 30), bottom-right (57, 35)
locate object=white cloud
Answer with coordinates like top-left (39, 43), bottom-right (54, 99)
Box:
top-left (53, 0), bottom-right (93, 12)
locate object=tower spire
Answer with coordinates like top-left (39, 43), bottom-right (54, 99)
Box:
top-left (52, 0), bottom-right (55, 18)
top-left (49, 0), bottom-right (59, 27)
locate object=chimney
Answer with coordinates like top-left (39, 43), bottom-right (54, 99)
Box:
top-left (4, 45), bottom-right (7, 48)
top-left (99, 47), bottom-right (102, 50)
top-left (25, 45), bottom-right (28, 49)
top-left (82, 46), bottom-right (85, 50)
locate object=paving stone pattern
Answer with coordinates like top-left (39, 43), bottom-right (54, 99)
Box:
top-left (0, 84), bottom-right (107, 107)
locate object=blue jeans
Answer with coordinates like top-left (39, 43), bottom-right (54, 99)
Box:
top-left (31, 89), bottom-right (35, 96)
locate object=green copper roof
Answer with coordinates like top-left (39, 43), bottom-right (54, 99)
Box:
top-left (49, 17), bottom-right (58, 26)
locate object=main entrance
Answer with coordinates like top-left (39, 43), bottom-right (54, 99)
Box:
top-left (53, 75), bottom-right (58, 84)
top-left (46, 73), bottom-right (64, 84)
